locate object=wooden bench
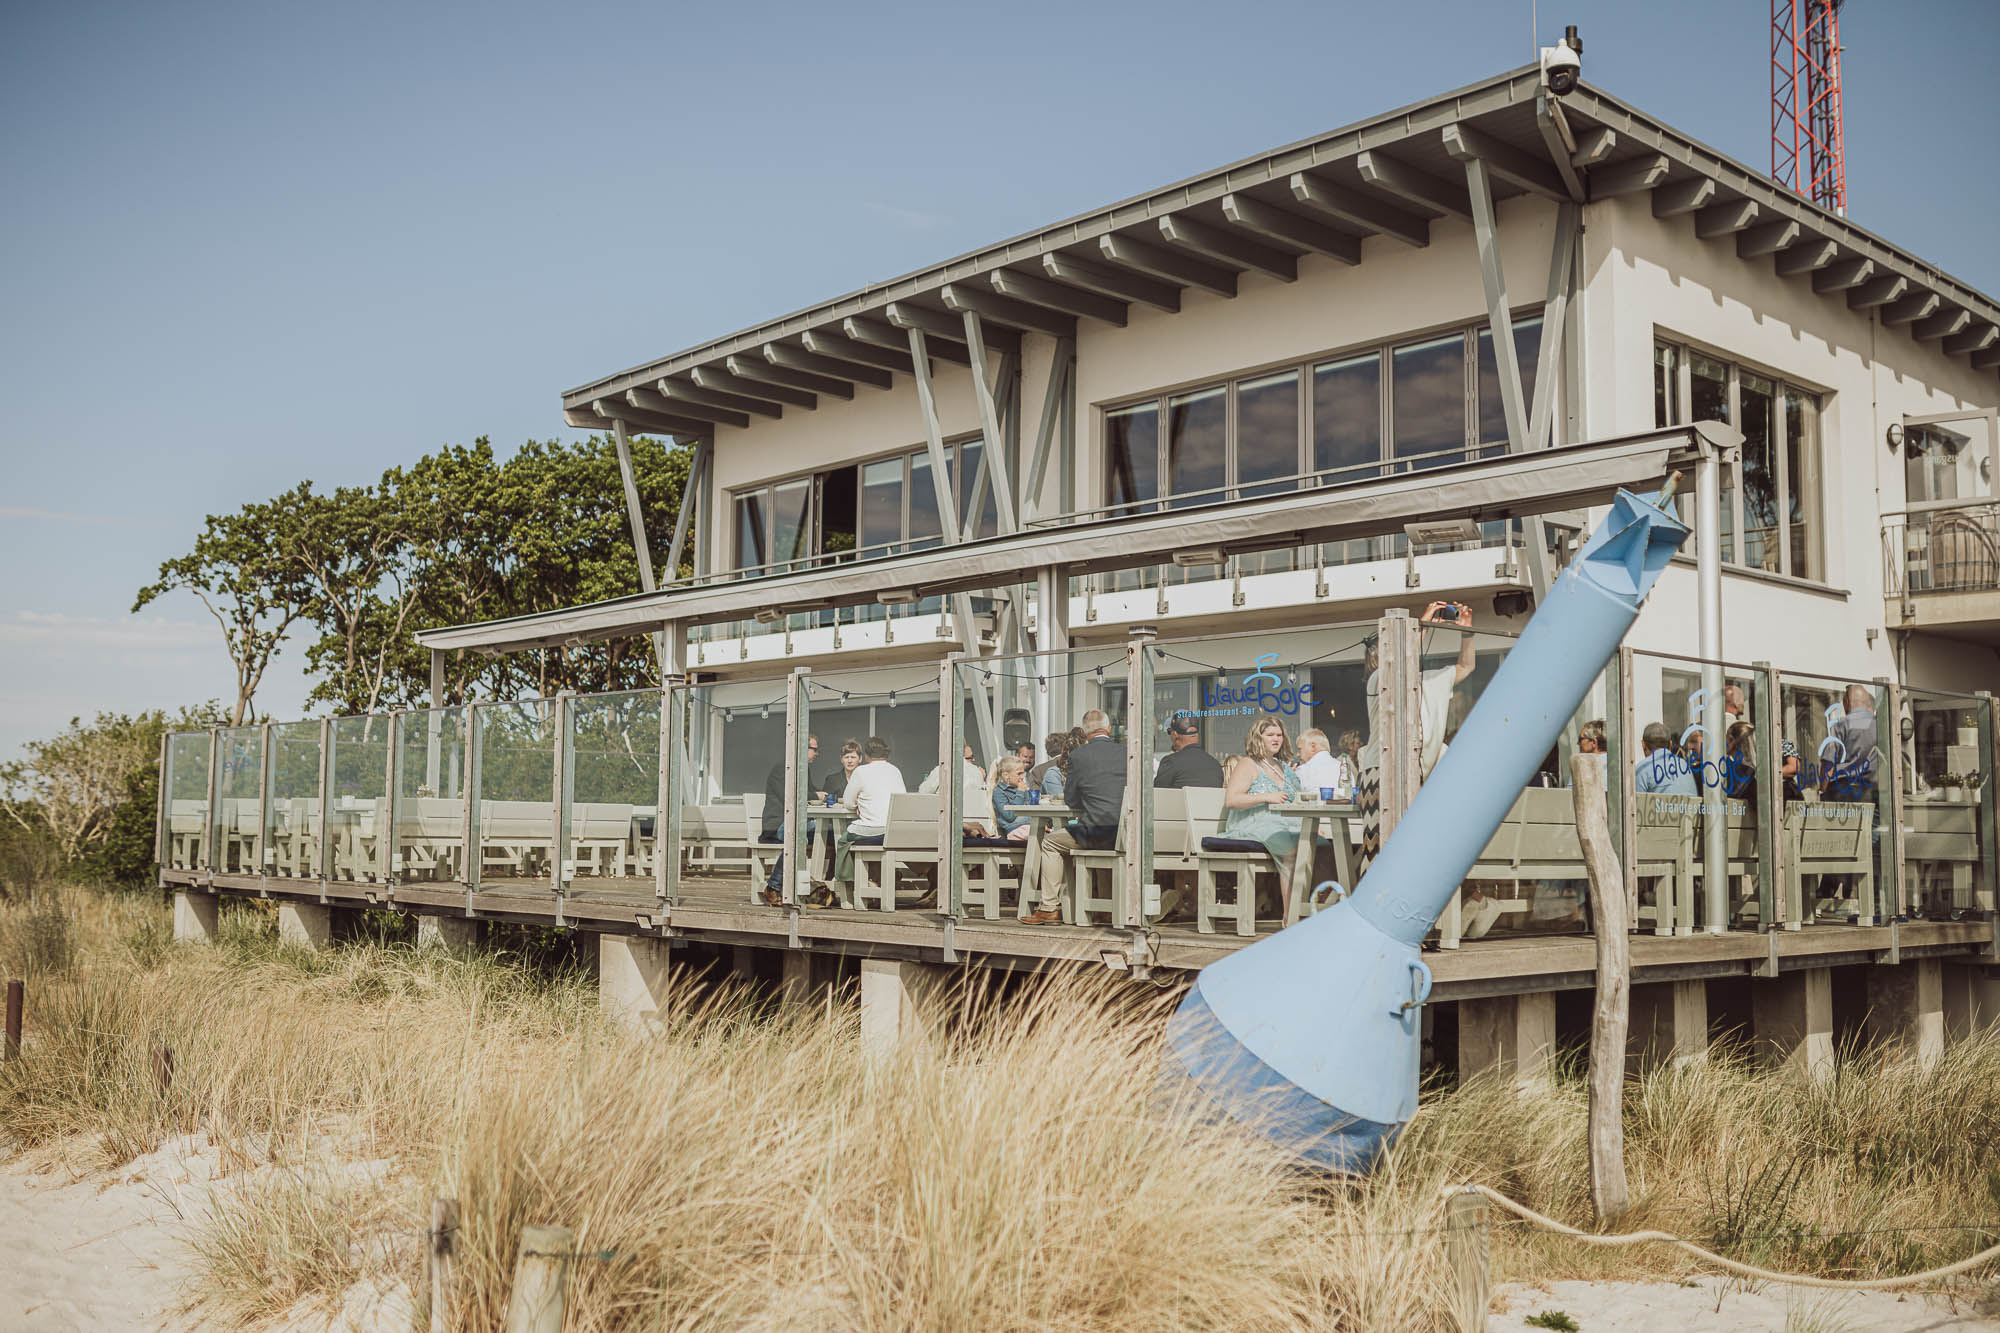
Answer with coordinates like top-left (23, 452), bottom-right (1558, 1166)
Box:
top-left (1184, 787), bottom-right (1277, 937)
top-left (394, 796), bottom-right (463, 881)
top-left (854, 793), bottom-right (937, 912)
top-left (1901, 797), bottom-right (1971, 916)
top-left (477, 799), bottom-right (553, 880)
top-left (566, 801), bottom-right (637, 879)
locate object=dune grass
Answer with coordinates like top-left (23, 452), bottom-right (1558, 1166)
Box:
top-left (2, 885), bottom-right (1997, 1330)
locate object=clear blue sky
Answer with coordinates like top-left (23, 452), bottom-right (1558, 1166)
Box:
top-left (2, 0), bottom-right (1995, 760)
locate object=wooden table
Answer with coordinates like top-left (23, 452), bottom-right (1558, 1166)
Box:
top-left (1004, 802), bottom-right (1072, 920)
top-left (1270, 800), bottom-right (1360, 927)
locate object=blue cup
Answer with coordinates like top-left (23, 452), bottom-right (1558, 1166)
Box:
top-left (1029, 790), bottom-right (1041, 805)
top-left (824, 794), bottom-right (836, 808)
top-left (1320, 787), bottom-right (1335, 802)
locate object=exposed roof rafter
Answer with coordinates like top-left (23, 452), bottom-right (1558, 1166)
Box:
top-left (1287, 171), bottom-right (1429, 246)
top-left (1221, 193), bottom-right (1362, 265)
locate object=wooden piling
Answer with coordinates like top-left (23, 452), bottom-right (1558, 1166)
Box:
top-left (4, 979), bottom-right (21, 1062)
top-left (429, 1197), bottom-right (459, 1332)
top-left (1444, 1189), bottom-right (1489, 1332)
top-left (1572, 752), bottom-right (1631, 1224)
top-left (502, 1223), bottom-right (573, 1333)
top-left (150, 1037), bottom-right (174, 1101)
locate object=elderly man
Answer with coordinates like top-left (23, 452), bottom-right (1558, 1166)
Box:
top-left (1153, 713), bottom-right (1223, 788)
top-left (1025, 710), bottom-right (1124, 925)
top-left (828, 737), bottom-right (906, 897)
top-left (1634, 721), bottom-right (1697, 796)
top-left (1294, 728), bottom-right (1348, 798)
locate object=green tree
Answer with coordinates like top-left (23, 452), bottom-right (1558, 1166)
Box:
top-left (136, 502), bottom-right (317, 725)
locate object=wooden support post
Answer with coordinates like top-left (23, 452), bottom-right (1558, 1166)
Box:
top-left (429, 1197), bottom-right (459, 1333)
top-left (1444, 1189), bottom-right (1490, 1333)
top-left (1572, 752), bottom-right (1630, 1224)
top-left (502, 1223), bottom-right (572, 1333)
top-left (3, 979), bottom-right (20, 1062)
top-left (150, 1037), bottom-right (174, 1101)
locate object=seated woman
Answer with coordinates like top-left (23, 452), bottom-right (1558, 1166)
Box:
top-left (1221, 717), bottom-right (1306, 892)
top-left (1035, 729), bottom-right (1082, 800)
top-left (989, 755), bottom-right (1036, 841)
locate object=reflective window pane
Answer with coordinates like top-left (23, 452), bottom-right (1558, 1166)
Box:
top-left (1476, 315), bottom-right (1543, 454)
top-left (1785, 388), bottom-right (1821, 580)
top-left (1654, 343), bottom-right (1680, 427)
top-left (1392, 334), bottom-right (1467, 471)
top-left (1740, 371), bottom-right (1778, 572)
top-left (1167, 386), bottom-right (1226, 507)
top-left (1106, 402), bottom-right (1160, 515)
top-left (909, 451), bottom-right (942, 549)
top-left (958, 437), bottom-right (999, 539)
top-left (771, 478), bottom-right (811, 571)
top-left (733, 492), bottom-right (766, 572)
top-left (861, 458), bottom-right (902, 555)
top-left (1236, 371), bottom-right (1299, 499)
top-left (1312, 352), bottom-right (1381, 483)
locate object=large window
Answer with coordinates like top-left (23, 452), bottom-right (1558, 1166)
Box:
top-left (1102, 314), bottom-right (1545, 510)
top-left (732, 436), bottom-right (991, 576)
top-left (1655, 339), bottom-right (1823, 581)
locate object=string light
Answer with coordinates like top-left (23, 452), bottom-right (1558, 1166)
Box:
top-left (760, 704), bottom-right (770, 719)
top-left (887, 692), bottom-right (897, 708)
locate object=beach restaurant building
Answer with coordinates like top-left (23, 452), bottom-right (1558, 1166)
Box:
top-left (160, 61), bottom-right (2000, 1076)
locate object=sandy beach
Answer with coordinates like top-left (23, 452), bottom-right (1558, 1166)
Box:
top-left (1491, 1276), bottom-right (2000, 1332)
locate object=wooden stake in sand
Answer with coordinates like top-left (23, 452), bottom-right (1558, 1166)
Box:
top-left (4, 979), bottom-right (21, 1062)
top-left (1571, 751), bottom-right (1631, 1224)
top-left (429, 1197), bottom-right (459, 1332)
top-left (150, 1038), bottom-right (174, 1102)
top-left (1444, 1188), bottom-right (1490, 1332)
top-left (503, 1223), bottom-right (573, 1333)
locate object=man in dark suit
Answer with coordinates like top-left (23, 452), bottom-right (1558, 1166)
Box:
top-left (1026, 710), bottom-right (1124, 925)
top-left (1153, 713), bottom-right (1223, 789)
top-left (759, 734), bottom-right (818, 905)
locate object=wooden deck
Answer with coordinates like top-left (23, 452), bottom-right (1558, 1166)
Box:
top-left (168, 866), bottom-right (1997, 999)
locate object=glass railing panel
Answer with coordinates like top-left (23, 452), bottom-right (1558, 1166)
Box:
top-left (1140, 622), bottom-right (1376, 935)
top-left (1903, 687), bottom-right (1992, 922)
top-left (1775, 669), bottom-right (1887, 926)
top-left (163, 731), bottom-right (212, 871)
top-left (210, 726), bottom-right (264, 875)
top-left (667, 680), bottom-right (792, 906)
top-left (563, 689), bottom-right (660, 895)
top-left (263, 721), bottom-right (323, 879)
top-left (326, 715), bottom-right (393, 883)
top-left (471, 701), bottom-right (554, 892)
top-left (394, 708), bottom-right (465, 885)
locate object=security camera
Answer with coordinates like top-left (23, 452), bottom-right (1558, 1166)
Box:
top-left (1540, 24), bottom-right (1583, 96)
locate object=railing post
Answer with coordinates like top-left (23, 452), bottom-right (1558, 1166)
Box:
top-left (154, 730), bottom-right (172, 877)
top-left (461, 705), bottom-right (482, 896)
top-left (1753, 662), bottom-right (1783, 931)
top-left (1879, 676), bottom-right (1906, 921)
top-left (383, 712), bottom-right (402, 887)
top-left (550, 696), bottom-right (571, 897)
top-left (317, 718), bottom-right (335, 893)
top-left (202, 727), bottom-right (220, 875)
top-left (662, 687), bottom-right (687, 903)
top-left (783, 668), bottom-right (812, 907)
top-left (1375, 609), bottom-right (1423, 845)
top-left (1976, 691), bottom-right (1997, 949)
top-left (938, 656), bottom-right (966, 918)
top-left (257, 721), bottom-right (275, 879)
top-left (1613, 647), bottom-right (1638, 924)
top-left (1123, 631), bottom-right (1157, 928)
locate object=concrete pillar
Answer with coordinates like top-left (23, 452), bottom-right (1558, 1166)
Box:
top-left (1942, 964), bottom-right (1979, 1042)
top-left (172, 890), bottom-right (218, 944)
top-left (1753, 967), bottom-right (1834, 1082)
top-left (1456, 991), bottom-right (1556, 1089)
top-left (277, 901), bottom-right (333, 950)
top-left (1865, 959), bottom-right (1945, 1064)
top-left (860, 958), bottom-right (945, 1066)
top-left (1627, 979), bottom-right (1708, 1073)
top-left (599, 935), bottom-right (673, 1035)
top-left (416, 915), bottom-right (481, 954)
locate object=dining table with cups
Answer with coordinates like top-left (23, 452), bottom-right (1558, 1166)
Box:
top-left (1002, 791), bottom-right (1070, 921)
top-left (1270, 787), bottom-right (1361, 927)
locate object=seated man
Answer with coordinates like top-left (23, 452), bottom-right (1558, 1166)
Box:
top-left (759, 734), bottom-right (818, 906)
top-left (1634, 721), bottom-right (1697, 796)
top-left (918, 742), bottom-right (993, 835)
top-left (829, 736), bottom-right (905, 899)
top-left (1154, 714), bottom-right (1224, 789)
top-left (1026, 710), bottom-right (1124, 925)
top-left (1294, 727), bottom-right (1344, 797)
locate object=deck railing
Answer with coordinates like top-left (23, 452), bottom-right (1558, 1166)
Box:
top-left (159, 617), bottom-right (1998, 947)
top-left (1882, 501), bottom-right (2000, 600)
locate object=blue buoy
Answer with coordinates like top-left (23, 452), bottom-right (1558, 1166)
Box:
top-left (1161, 487), bottom-right (1690, 1170)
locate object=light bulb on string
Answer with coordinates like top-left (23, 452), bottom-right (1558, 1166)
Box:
top-left (761, 704), bottom-right (770, 720)
top-left (888, 692), bottom-right (897, 709)
top-left (723, 709), bottom-right (733, 723)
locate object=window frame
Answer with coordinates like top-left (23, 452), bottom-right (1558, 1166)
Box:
top-left (729, 434), bottom-right (986, 574)
top-left (1095, 309), bottom-right (1550, 514)
top-left (1653, 335), bottom-right (1826, 582)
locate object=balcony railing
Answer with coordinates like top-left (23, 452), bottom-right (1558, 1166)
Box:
top-left (1883, 502), bottom-right (2000, 600)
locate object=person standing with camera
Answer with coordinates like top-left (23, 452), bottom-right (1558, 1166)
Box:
top-left (1356, 601), bottom-right (1479, 877)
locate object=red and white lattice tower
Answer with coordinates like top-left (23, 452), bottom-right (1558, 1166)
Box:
top-left (1771, 0), bottom-right (1848, 215)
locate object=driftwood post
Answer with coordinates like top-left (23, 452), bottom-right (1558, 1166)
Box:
top-left (429, 1197), bottom-right (459, 1332)
top-left (502, 1223), bottom-right (573, 1333)
top-left (1571, 752), bottom-right (1631, 1224)
top-left (3, 979), bottom-right (20, 1062)
top-left (1444, 1188), bottom-right (1490, 1332)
